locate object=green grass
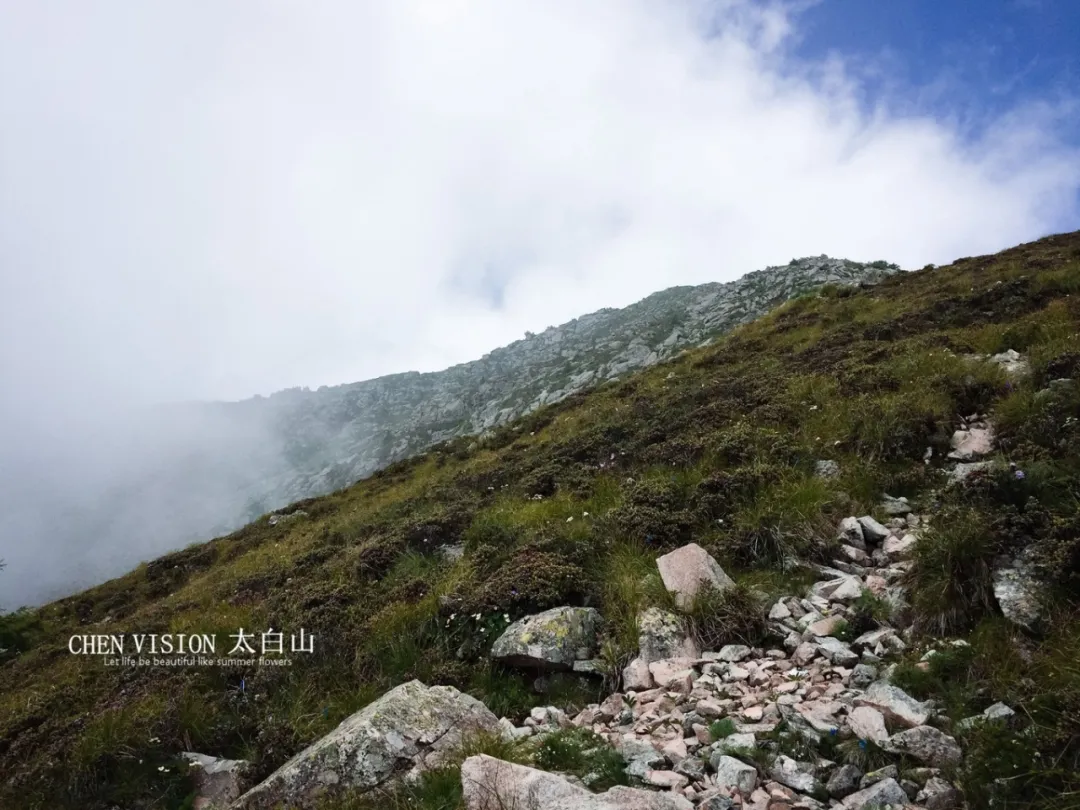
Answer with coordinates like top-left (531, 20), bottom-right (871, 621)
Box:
top-left (709, 717), bottom-right (737, 740)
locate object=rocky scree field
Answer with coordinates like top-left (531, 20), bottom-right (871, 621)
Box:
top-left (1, 231), bottom-right (1079, 809)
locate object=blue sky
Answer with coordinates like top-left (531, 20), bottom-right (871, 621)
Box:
top-left (795, 0), bottom-right (1079, 142)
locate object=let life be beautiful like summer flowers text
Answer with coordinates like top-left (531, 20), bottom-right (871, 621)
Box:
top-left (66, 628), bottom-right (315, 667)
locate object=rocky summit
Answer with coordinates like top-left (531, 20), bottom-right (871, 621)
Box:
top-left (1, 231), bottom-right (1079, 810)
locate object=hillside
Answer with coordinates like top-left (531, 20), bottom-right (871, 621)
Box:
top-left (1, 232), bottom-right (1079, 810)
top-left (4, 255), bottom-right (897, 610)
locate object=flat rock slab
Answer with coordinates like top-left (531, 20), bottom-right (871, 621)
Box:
top-left (233, 681), bottom-right (500, 809)
top-left (461, 755), bottom-right (694, 810)
top-left (491, 606), bottom-right (604, 670)
top-left (656, 543), bottom-right (735, 609)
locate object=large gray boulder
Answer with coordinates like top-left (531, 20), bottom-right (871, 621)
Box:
top-left (637, 607), bottom-right (699, 663)
top-left (656, 543), bottom-right (735, 608)
top-left (232, 680), bottom-right (500, 809)
top-left (460, 754), bottom-right (694, 809)
top-left (490, 606), bottom-right (604, 670)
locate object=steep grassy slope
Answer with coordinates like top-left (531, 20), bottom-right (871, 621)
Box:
top-left (1, 231), bottom-right (1079, 809)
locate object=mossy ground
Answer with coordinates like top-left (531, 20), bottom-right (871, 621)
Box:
top-left (2, 231), bottom-right (1080, 808)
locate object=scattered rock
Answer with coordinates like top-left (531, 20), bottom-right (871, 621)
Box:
top-left (841, 777), bottom-right (908, 808)
top-left (992, 548), bottom-right (1042, 629)
top-left (947, 460), bottom-right (997, 486)
top-left (712, 755), bottom-right (758, 795)
top-left (638, 607), bottom-right (700, 663)
top-left (838, 517), bottom-right (866, 550)
top-left (856, 517), bottom-right (890, 543)
top-left (656, 543), bottom-right (736, 608)
top-left (460, 755), bottom-right (694, 809)
top-left (815, 460), bottom-right (840, 479)
top-left (948, 426), bottom-right (994, 461)
top-left (855, 681), bottom-right (929, 729)
top-left (919, 776), bottom-right (962, 810)
top-left (826, 764), bottom-right (863, 799)
top-left (883, 726), bottom-right (962, 768)
top-left (181, 752), bottom-right (249, 810)
top-left (769, 755), bottom-right (820, 794)
top-left (623, 657), bottom-right (654, 690)
top-left (880, 495), bottom-right (912, 516)
top-left (847, 706), bottom-right (889, 744)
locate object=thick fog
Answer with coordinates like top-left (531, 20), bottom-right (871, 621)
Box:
top-left (1, 1), bottom-right (1079, 610)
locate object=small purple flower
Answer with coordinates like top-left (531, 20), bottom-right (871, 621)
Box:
top-left (1015, 470), bottom-right (1026, 480)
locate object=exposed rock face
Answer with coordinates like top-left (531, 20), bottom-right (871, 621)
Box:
top-left (490, 607), bottom-right (604, 670)
top-left (656, 543), bottom-right (735, 608)
top-left (181, 752), bottom-right (248, 810)
top-left (460, 755), bottom-right (694, 809)
top-left (232, 681), bottom-right (500, 809)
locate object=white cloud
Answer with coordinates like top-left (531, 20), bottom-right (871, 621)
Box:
top-left (1, 0), bottom-right (1077, 407)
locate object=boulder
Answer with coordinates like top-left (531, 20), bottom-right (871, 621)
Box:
top-left (990, 349), bottom-right (1031, 377)
top-left (947, 460), bottom-right (997, 486)
top-left (826, 764), bottom-right (863, 799)
top-left (232, 681), bottom-right (500, 809)
top-left (883, 725), bottom-right (962, 768)
top-left (856, 517), bottom-right (890, 543)
top-left (622, 657), bottom-right (654, 690)
top-left (880, 495), bottom-right (912, 516)
top-left (656, 543), bottom-right (735, 609)
top-left (716, 644), bottom-right (753, 662)
top-left (815, 637), bottom-right (858, 666)
top-left (769, 754), bottom-right (820, 793)
top-left (919, 776), bottom-right (962, 810)
top-left (838, 517), bottom-right (866, 550)
top-left (638, 607), bottom-right (700, 663)
top-left (841, 777), bottom-right (908, 808)
top-left (948, 427), bottom-right (994, 461)
top-left (460, 755), bottom-right (694, 809)
top-left (883, 533), bottom-right (917, 558)
top-left (855, 681), bottom-right (928, 729)
top-left (491, 607), bottom-right (604, 670)
top-left (846, 706), bottom-right (888, 744)
top-left (712, 755), bottom-right (758, 795)
top-left (181, 752), bottom-right (248, 810)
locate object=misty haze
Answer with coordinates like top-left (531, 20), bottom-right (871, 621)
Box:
top-left (1, 2), bottom-right (1079, 611)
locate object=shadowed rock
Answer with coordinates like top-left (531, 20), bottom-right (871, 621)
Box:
top-left (490, 606), bottom-right (604, 670)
